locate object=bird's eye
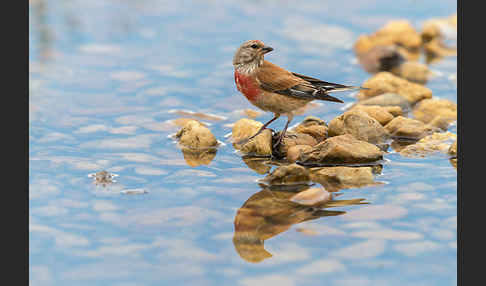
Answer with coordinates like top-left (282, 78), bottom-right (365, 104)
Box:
top-left (250, 44), bottom-right (259, 49)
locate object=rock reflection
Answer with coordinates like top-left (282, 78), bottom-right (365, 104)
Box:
top-left (233, 184), bottom-right (366, 263)
top-left (180, 146), bottom-right (217, 167)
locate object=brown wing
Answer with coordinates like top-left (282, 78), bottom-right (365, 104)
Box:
top-left (256, 61), bottom-right (344, 103)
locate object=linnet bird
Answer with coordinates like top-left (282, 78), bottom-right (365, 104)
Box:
top-left (233, 40), bottom-right (361, 148)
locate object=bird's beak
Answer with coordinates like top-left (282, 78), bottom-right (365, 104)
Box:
top-left (261, 46), bottom-right (273, 54)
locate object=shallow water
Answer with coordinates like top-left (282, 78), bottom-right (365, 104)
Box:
top-left (29, 0), bottom-right (457, 285)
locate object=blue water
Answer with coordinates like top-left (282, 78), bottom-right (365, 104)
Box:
top-left (29, 0), bottom-right (457, 285)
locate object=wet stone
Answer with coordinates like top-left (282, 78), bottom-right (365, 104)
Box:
top-left (310, 166), bottom-right (378, 191)
top-left (348, 105), bottom-right (397, 126)
top-left (412, 98), bottom-right (457, 130)
top-left (356, 45), bottom-right (405, 74)
top-left (180, 146), bottom-right (217, 167)
top-left (384, 116), bottom-right (439, 140)
top-left (399, 132), bottom-right (457, 158)
top-left (262, 163), bottom-right (310, 185)
top-left (242, 157), bottom-right (272, 175)
top-left (175, 120), bottom-right (218, 149)
top-left (357, 72), bottom-right (433, 104)
top-left (448, 140), bottom-right (457, 157)
top-left (289, 188), bottom-right (332, 206)
top-left (299, 134), bottom-right (383, 165)
top-left (356, 92), bottom-right (411, 111)
top-left (328, 110), bottom-right (389, 144)
top-left (287, 145), bottom-right (313, 163)
top-left (276, 131), bottom-right (318, 156)
top-left (354, 20), bottom-right (422, 61)
top-left (88, 170), bottom-right (118, 187)
top-left (232, 118), bottom-right (273, 156)
top-left (390, 61), bottom-right (431, 85)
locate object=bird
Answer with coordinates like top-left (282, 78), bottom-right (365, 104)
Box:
top-left (233, 40), bottom-right (362, 149)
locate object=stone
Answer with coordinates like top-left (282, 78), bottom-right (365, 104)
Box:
top-left (348, 105), bottom-right (396, 126)
top-left (354, 20), bottom-right (422, 61)
top-left (276, 132), bottom-right (318, 156)
top-left (293, 116), bottom-right (329, 143)
top-left (356, 93), bottom-right (411, 111)
top-left (287, 145), bottom-right (313, 163)
top-left (175, 120), bottom-right (218, 148)
top-left (299, 134), bottom-right (383, 164)
top-left (242, 157), bottom-right (272, 175)
top-left (171, 118), bottom-right (205, 127)
top-left (357, 72), bottom-right (432, 104)
top-left (399, 132), bottom-right (457, 158)
top-left (448, 140), bottom-right (457, 157)
top-left (261, 163), bottom-right (310, 185)
top-left (356, 45), bottom-right (406, 74)
top-left (384, 116), bottom-right (439, 140)
top-left (180, 147), bottom-right (217, 167)
top-left (310, 166), bottom-right (378, 191)
top-left (390, 61), bottom-right (431, 85)
top-left (289, 188), bottom-right (332, 206)
top-left (243, 109), bottom-right (261, 119)
top-left (413, 98), bottom-right (457, 129)
top-left (232, 118), bottom-right (273, 156)
top-left (328, 110), bottom-right (389, 144)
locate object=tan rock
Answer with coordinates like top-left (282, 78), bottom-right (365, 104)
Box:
top-left (354, 20), bottom-right (422, 61)
top-left (328, 110), bottom-right (389, 144)
top-left (175, 120), bottom-right (218, 148)
top-left (399, 132), bottom-right (457, 158)
top-left (287, 145), bottom-right (313, 163)
top-left (262, 163), bottom-right (310, 185)
top-left (243, 109), bottom-right (261, 119)
top-left (171, 118), bottom-right (205, 128)
top-left (357, 72), bottom-right (432, 104)
top-left (356, 45), bottom-right (405, 74)
top-left (300, 134), bottom-right (383, 164)
top-left (232, 118), bottom-right (272, 156)
top-left (348, 105), bottom-right (396, 125)
top-left (180, 147), bottom-right (217, 167)
top-left (413, 98), bottom-right (457, 130)
top-left (242, 157), bottom-right (272, 175)
top-left (449, 140), bottom-right (457, 157)
top-left (390, 61), bottom-right (431, 84)
top-left (293, 116), bottom-right (328, 142)
top-left (310, 166), bottom-right (378, 191)
top-left (357, 93), bottom-right (411, 111)
top-left (277, 132), bottom-right (318, 156)
top-left (384, 116), bottom-right (439, 140)
top-left (290, 188), bottom-right (332, 206)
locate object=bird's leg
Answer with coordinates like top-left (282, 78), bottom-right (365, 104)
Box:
top-left (247, 114), bottom-right (280, 141)
top-left (273, 114), bottom-right (293, 149)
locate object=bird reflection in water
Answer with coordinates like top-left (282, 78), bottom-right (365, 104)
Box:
top-left (233, 183), bottom-right (367, 263)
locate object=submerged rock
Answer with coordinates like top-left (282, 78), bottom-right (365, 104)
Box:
top-left (299, 134), bottom-right (383, 164)
top-left (180, 146), bottom-right (217, 167)
top-left (348, 105), bottom-right (397, 126)
top-left (357, 72), bottom-right (432, 104)
top-left (310, 166), bottom-right (378, 191)
top-left (287, 145), bottom-right (313, 163)
top-left (175, 120), bottom-right (218, 148)
top-left (290, 188), bottom-right (332, 206)
top-left (384, 116), bottom-right (439, 140)
top-left (261, 163), bottom-right (310, 185)
top-left (357, 93), bottom-right (411, 111)
top-left (242, 157), bottom-right (272, 175)
top-left (399, 132), bottom-right (457, 158)
top-left (232, 118), bottom-right (273, 156)
top-left (412, 98), bottom-right (457, 130)
top-left (328, 110), bottom-right (389, 144)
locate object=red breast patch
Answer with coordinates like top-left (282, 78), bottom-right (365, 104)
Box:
top-left (234, 71), bottom-right (260, 102)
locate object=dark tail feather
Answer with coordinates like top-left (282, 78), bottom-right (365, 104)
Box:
top-left (315, 92), bottom-right (344, 103)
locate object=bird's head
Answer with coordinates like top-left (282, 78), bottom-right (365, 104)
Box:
top-left (233, 40), bottom-right (273, 69)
